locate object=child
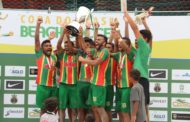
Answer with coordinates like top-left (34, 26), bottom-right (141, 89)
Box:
top-left (129, 69), bottom-right (146, 122)
top-left (40, 97), bottom-right (58, 122)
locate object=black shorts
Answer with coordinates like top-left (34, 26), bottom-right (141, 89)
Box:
top-left (139, 77), bottom-right (150, 105)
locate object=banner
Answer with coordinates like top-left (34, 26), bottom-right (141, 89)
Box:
top-left (0, 9), bottom-right (190, 58)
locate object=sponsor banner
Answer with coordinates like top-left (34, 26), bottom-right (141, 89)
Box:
top-left (171, 83), bottom-right (190, 94)
top-left (29, 66), bottom-right (37, 77)
top-left (29, 80), bottom-right (37, 91)
top-left (172, 111), bottom-right (190, 122)
top-left (172, 69), bottom-right (190, 80)
top-left (4, 107), bottom-right (24, 118)
top-left (150, 110), bottom-right (168, 122)
top-left (149, 97), bottom-right (168, 108)
top-left (149, 69), bottom-right (168, 80)
top-left (4, 94), bottom-right (24, 105)
top-left (150, 82), bottom-right (168, 93)
top-left (4, 79), bottom-right (25, 90)
top-left (171, 98), bottom-right (190, 109)
top-left (28, 108), bottom-right (40, 118)
top-left (5, 66), bottom-right (25, 77)
top-left (0, 9), bottom-right (190, 59)
top-left (28, 94), bottom-right (36, 105)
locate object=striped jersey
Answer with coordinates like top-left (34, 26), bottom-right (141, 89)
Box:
top-left (91, 48), bottom-right (109, 86)
top-left (35, 49), bottom-right (57, 87)
top-left (58, 52), bottom-right (79, 85)
top-left (112, 52), bottom-right (134, 88)
top-left (106, 57), bottom-right (117, 85)
top-left (79, 54), bottom-right (93, 82)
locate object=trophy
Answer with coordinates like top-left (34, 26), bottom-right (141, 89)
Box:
top-left (135, 6), bottom-right (154, 25)
top-left (66, 6), bottom-right (94, 36)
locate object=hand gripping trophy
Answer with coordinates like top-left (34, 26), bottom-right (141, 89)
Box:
top-left (66, 6), bottom-right (94, 36)
top-left (135, 6), bottom-right (154, 25)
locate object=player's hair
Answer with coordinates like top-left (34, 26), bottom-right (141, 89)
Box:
top-left (130, 69), bottom-right (141, 81)
top-left (84, 37), bottom-right (95, 46)
top-left (41, 40), bottom-right (51, 48)
top-left (106, 42), bottom-right (114, 49)
top-left (140, 29), bottom-right (152, 43)
top-left (122, 37), bottom-right (131, 46)
top-left (97, 34), bottom-right (108, 43)
top-left (44, 97), bottom-right (58, 112)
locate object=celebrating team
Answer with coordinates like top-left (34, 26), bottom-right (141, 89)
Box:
top-left (34, 9), bottom-right (152, 122)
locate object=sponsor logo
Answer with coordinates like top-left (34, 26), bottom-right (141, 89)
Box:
top-left (150, 110), bottom-right (167, 121)
top-left (149, 69), bottom-right (168, 80)
top-left (4, 79), bottom-right (25, 90)
top-left (172, 69), bottom-right (190, 80)
top-left (29, 66), bottom-right (37, 77)
top-left (149, 97), bottom-right (168, 108)
top-left (11, 94), bottom-right (18, 104)
top-left (172, 111), bottom-right (190, 121)
top-left (4, 107), bottom-right (24, 118)
top-left (172, 98), bottom-right (190, 108)
top-left (5, 66), bottom-right (25, 77)
top-left (154, 83), bottom-right (161, 92)
top-left (171, 83), bottom-right (190, 94)
top-left (28, 94), bottom-right (36, 105)
top-left (28, 108), bottom-right (40, 118)
top-left (29, 80), bottom-right (37, 91)
top-left (150, 82), bottom-right (168, 93)
top-left (4, 94), bottom-right (24, 105)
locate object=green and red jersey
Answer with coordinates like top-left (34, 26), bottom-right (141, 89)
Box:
top-left (58, 52), bottom-right (79, 85)
top-left (79, 54), bottom-right (93, 82)
top-left (91, 48), bottom-right (109, 86)
top-left (133, 36), bottom-right (151, 79)
top-left (35, 49), bottom-right (57, 87)
top-left (106, 57), bottom-right (117, 86)
top-left (112, 51), bottom-right (134, 88)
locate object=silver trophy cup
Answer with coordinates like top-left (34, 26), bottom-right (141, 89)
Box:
top-left (66, 6), bottom-right (93, 36)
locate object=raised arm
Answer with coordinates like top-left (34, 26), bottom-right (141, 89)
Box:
top-left (56, 27), bottom-right (65, 54)
top-left (122, 0), bottom-right (129, 38)
top-left (124, 11), bottom-right (141, 39)
top-left (123, 12), bottom-right (129, 38)
top-left (93, 21), bottom-right (100, 41)
top-left (142, 6), bottom-right (154, 31)
top-left (85, 20), bottom-right (91, 37)
top-left (35, 18), bottom-right (43, 52)
top-left (142, 17), bottom-right (150, 31)
top-left (48, 31), bottom-right (56, 41)
top-left (77, 27), bottom-right (89, 53)
top-left (112, 30), bottom-right (120, 52)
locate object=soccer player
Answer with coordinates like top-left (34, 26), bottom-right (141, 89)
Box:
top-left (78, 34), bottom-right (110, 122)
top-left (57, 26), bottom-right (79, 122)
top-left (124, 9), bottom-right (153, 122)
top-left (105, 42), bottom-right (117, 122)
top-left (77, 37), bottom-right (94, 122)
top-left (35, 18), bottom-right (58, 116)
top-left (112, 37), bottom-right (134, 122)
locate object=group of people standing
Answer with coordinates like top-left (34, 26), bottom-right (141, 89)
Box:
top-left (35, 9), bottom-right (152, 122)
